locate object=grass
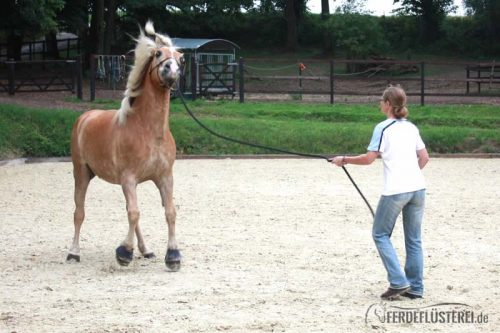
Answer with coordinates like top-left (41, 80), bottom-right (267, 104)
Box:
top-left (0, 100), bottom-right (499, 159)
top-left (0, 104), bottom-right (78, 158)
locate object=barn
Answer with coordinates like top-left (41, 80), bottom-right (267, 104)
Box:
top-left (171, 38), bottom-right (240, 98)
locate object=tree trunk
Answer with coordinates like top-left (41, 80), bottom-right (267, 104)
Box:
top-left (103, 0), bottom-right (117, 54)
top-left (6, 32), bottom-right (23, 60)
top-left (321, 0), bottom-right (332, 54)
top-left (45, 31), bottom-right (60, 59)
top-left (89, 0), bottom-right (105, 55)
top-left (321, 0), bottom-right (330, 19)
top-left (285, 0), bottom-right (298, 50)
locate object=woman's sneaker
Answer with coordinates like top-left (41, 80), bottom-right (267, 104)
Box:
top-left (401, 291), bottom-right (423, 299)
top-left (381, 286), bottom-right (411, 300)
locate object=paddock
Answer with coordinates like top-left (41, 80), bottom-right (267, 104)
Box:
top-left (0, 158), bottom-right (498, 332)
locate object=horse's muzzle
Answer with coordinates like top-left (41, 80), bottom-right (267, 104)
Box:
top-left (161, 60), bottom-right (180, 88)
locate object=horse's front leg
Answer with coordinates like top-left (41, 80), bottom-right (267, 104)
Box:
top-left (135, 223), bottom-right (155, 259)
top-left (155, 173), bottom-right (180, 271)
top-left (115, 177), bottom-right (139, 266)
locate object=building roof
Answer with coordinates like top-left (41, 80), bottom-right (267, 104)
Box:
top-left (171, 38), bottom-right (240, 52)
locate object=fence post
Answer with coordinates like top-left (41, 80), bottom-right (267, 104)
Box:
top-left (477, 64), bottom-right (481, 94)
top-left (90, 55), bottom-right (96, 101)
top-left (239, 57), bottom-right (244, 103)
top-left (198, 62), bottom-right (203, 98)
top-left (76, 56), bottom-right (83, 100)
top-left (298, 62), bottom-right (303, 100)
top-left (70, 60), bottom-right (76, 93)
top-left (232, 62), bottom-right (237, 99)
top-left (420, 62), bottom-right (425, 106)
top-left (190, 54), bottom-right (197, 100)
top-left (330, 59), bottom-right (335, 104)
top-left (7, 61), bottom-right (15, 95)
top-left (466, 65), bottom-right (470, 94)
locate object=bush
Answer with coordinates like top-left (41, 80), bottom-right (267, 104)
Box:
top-left (440, 16), bottom-right (484, 57)
top-left (322, 14), bottom-right (389, 59)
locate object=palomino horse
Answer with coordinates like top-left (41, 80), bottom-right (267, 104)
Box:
top-left (67, 21), bottom-right (184, 270)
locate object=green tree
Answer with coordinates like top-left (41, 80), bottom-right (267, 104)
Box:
top-left (324, 13), bottom-right (388, 60)
top-left (393, 0), bottom-right (457, 43)
top-left (463, 0), bottom-right (500, 53)
top-left (1, 0), bottom-right (64, 60)
top-left (335, 0), bottom-right (370, 14)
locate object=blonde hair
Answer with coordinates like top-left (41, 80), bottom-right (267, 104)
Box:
top-left (382, 85), bottom-right (408, 119)
top-left (117, 20), bottom-right (174, 126)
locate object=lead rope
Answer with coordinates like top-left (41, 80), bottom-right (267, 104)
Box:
top-left (175, 88), bottom-right (375, 218)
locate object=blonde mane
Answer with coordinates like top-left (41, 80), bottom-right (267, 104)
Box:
top-left (117, 21), bottom-right (174, 125)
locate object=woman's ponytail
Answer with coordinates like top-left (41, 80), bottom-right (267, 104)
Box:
top-left (382, 85), bottom-right (409, 119)
top-left (393, 105), bottom-right (409, 119)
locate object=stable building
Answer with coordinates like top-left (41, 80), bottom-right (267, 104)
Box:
top-left (171, 38), bottom-right (240, 98)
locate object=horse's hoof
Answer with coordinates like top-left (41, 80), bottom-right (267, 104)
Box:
top-left (66, 253), bottom-right (80, 262)
top-left (143, 252), bottom-right (156, 259)
top-left (165, 249), bottom-right (181, 271)
top-left (116, 246), bottom-right (134, 266)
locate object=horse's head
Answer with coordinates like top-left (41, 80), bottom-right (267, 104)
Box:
top-left (148, 45), bottom-right (184, 89)
top-left (118, 21), bottom-right (184, 125)
top-left (125, 21), bottom-right (184, 95)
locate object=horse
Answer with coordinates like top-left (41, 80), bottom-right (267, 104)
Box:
top-left (67, 21), bottom-right (184, 271)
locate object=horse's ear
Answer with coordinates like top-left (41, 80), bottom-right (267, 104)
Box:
top-left (145, 20), bottom-right (155, 37)
top-left (144, 20), bottom-right (172, 47)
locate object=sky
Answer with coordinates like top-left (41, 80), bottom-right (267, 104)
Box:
top-left (308, 0), bottom-right (466, 16)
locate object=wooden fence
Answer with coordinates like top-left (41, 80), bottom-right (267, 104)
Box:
top-left (238, 58), bottom-right (500, 105)
top-left (0, 58), bottom-right (82, 99)
top-left (85, 56), bottom-right (500, 104)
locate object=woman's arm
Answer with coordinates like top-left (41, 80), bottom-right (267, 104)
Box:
top-left (330, 151), bottom-right (379, 167)
top-left (417, 148), bottom-right (429, 169)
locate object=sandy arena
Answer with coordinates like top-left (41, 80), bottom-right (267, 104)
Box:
top-left (0, 158), bottom-right (498, 333)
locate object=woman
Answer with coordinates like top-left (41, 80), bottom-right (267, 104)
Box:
top-left (331, 85), bottom-right (429, 300)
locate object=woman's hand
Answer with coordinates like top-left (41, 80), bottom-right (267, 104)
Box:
top-left (329, 156), bottom-right (345, 167)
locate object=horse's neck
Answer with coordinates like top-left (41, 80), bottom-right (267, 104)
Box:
top-left (134, 85), bottom-right (171, 135)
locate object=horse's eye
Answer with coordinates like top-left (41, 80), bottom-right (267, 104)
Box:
top-left (179, 56), bottom-right (185, 65)
top-left (155, 50), bottom-right (162, 58)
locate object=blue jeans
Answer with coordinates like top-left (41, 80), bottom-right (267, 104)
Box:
top-left (372, 189), bottom-right (425, 295)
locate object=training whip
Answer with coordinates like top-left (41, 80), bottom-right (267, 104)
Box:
top-left (176, 89), bottom-right (375, 218)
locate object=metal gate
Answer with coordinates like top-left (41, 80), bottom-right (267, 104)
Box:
top-left (0, 59), bottom-right (82, 98)
top-left (196, 53), bottom-right (237, 97)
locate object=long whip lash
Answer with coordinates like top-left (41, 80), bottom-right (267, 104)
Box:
top-left (176, 89), bottom-right (375, 218)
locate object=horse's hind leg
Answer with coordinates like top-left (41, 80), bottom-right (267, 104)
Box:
top-left (135, 224), bottom-right (155, 259)
top-left (115, 177), bottom-right (139, 266)
top-left (155, 173), bottom-right (180, 271)
top-left (67, 163), bottom-right (94, 262)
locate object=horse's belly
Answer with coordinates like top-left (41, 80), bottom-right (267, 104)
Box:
top-left (87, 159), bottom-right (122, 184)
top-left (86, 144), bottom-right (173, 184)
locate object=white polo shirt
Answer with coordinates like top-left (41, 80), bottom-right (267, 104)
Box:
top-left (367, 118), bottom-right (426, 196)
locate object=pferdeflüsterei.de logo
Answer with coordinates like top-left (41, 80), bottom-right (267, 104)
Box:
top-left (365, 302), bottom-right (489, 326)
